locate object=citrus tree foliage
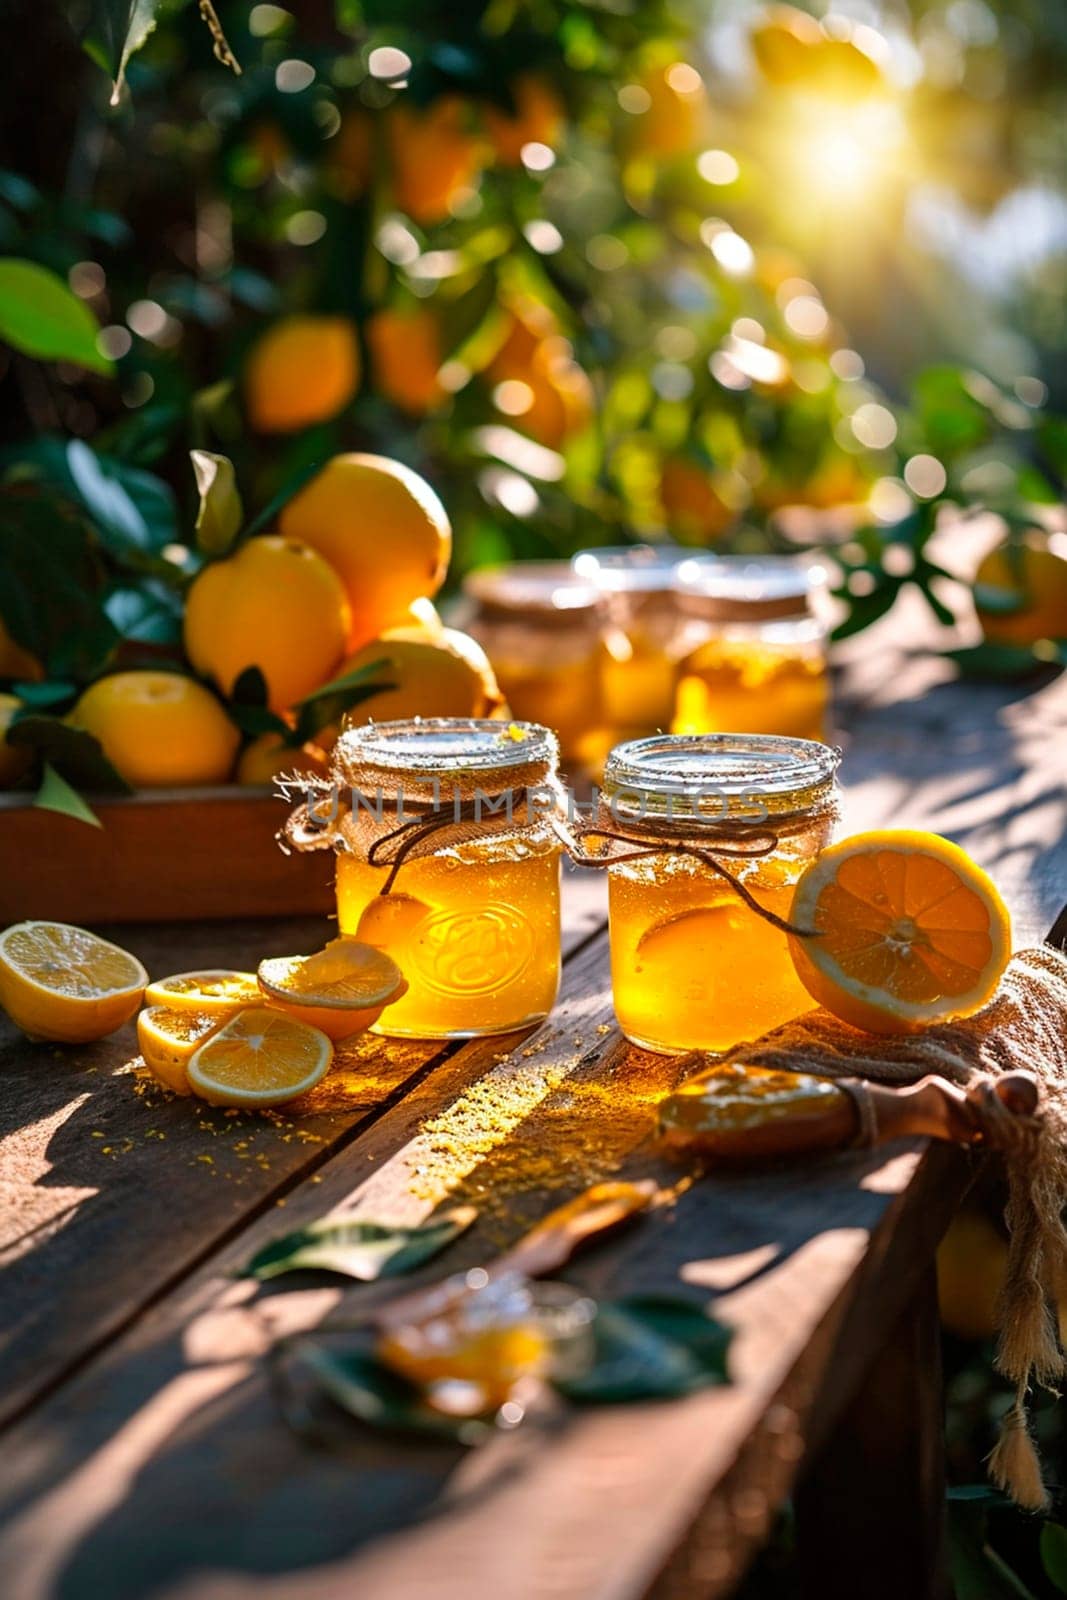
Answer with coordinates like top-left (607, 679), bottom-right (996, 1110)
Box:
top-left (1, 0), bottom-right (1065, 704)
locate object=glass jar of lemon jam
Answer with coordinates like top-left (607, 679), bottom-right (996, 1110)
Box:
top-left (331, 719), bottom-right (563, 1039)
top-left (671, 554), bottom-right (830, 742)
top-left (462, 563), bottom-right (608, 772)
top-left (572, 545), bottom-right (692, 747)
top-left (601, 733), bottom-right (840, 1056)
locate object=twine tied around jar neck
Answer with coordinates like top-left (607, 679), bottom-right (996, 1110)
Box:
top-left (281, 736), bottom-right (568, 897)
top-left (559, 793), bottom-right (840, 939)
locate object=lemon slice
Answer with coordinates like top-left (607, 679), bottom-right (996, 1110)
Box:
top-left (187, 1006), bottom-right (333, 1107)
top-left (789, 829), bottom-right (1012, 1035)
top-left (144, 969), bottom-right (260, 1014)
top-left (258, 937), bottom-right (407, 1041)
top-left (137, 1005), bottom-right (231, 1095)
top-left (0, 921), bottom-right (147, 1043)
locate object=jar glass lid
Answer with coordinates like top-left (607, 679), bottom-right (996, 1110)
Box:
top-left (677, 552), bottom-right (827, 601)
top-left (572, 544), bottom-right (690, 593)
top-left (337, 717), bottom-right (558, 776)
top-left (464, 562), bottom-right (601, 616)
top-left (602, 733), bottom-right (840, 822)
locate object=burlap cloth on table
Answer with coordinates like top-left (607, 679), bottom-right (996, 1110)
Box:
top-left (711, 942), bottom-right (1067, 1511)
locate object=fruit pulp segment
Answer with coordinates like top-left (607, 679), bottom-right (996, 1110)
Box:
top-left (608, 854), bottom-right (816, 1055)
top-left (338, 844), bottom-right (562, 1038)
top-left (671, 638), bottom-right (828, 741)
top-left (814, 848), bottom-right (996, 1001)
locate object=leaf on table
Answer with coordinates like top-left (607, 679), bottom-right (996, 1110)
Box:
top-left (0, 258), bottom-right (112, 375)
top-left (946, 644), bottom-right (1051, 681)
top-left (9, 716), bottom-right (132, 795)
top-left (1042, 1524), bottom-right (1067, 1596)
top-left (283, 1340), bottom-right (490, 1445)
top-left (33, 763), bottom-right (101, 829)
top-left (556, 1294), bottom-right (731, 1404)
top-left (192, 450), bottom-right (243, 556)
top-left (972, 581), bottom-right (1028, 617)
top-left (243, 1207), bottom-right (478, 1283)
top-left (948, 1498), bottom-right (1039, 1600)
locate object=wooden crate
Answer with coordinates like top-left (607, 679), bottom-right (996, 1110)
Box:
top-left (0, 788), bottom-right (335, 924)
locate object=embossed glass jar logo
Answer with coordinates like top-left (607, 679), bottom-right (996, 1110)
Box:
top-left (411, 904), bottom-right (535, 996)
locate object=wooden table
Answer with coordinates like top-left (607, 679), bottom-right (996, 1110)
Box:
top-left (1, 606), bottom-right (1065, 1600)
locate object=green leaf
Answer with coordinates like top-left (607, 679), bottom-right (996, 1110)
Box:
top-left (244, 1207), bottom-right (477, 1283)
top-left (10, 681), bottom-right (77, 711)
top-left (0, 488), bottom-right (118, 679)
top-left (4, 436), bottom-right (177, 556)
top-left (8, 715), bottom-right (132, 794)
top-left (948, 1501), bottom-right (1038, 1600)
top-left (557, 1295), bottom-right (730, 1404)
top-left (1042, 1524), bottom-right (1067, 1594)
top-left (973, 580), bottom-right (1028, 617)
top-left (438, 269), bottom-right (499, 362)
top-left (33, 762), bottom-right (101, 828)
top-left (282, 1340), bottom-right (491, 1445)
top-left (946, 644), bottom-right (1048, 681)
top-left (0, 258), bottom-right (112, 375)
top-left (242, 458), bottom-right (324, 541)
top-left (224, 666), bottom-right (291, 739)
top-left (293, 660), bottom-right (394, 743)
top-left (67, 439), bottom-right (150, 551)
top-left (192, 451), bottom-right (243, 556)
top-left (85, 0), bottom-right (163, 103)
top-left (831, 583), bottom-right (898, 641)
top-left (104, 581), bottom-right (183, 646)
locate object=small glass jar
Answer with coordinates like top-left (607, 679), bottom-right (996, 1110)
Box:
top-left (572, 545), bottom-right (692, 746)
top-left (671, 554), bottom-right (831, 742)
top-left (462, 563), bottom-right (608, 770)
top-left (331, 718), bottom-right (562, 1039)
top-left (601, 733), bottom-right (840, 1056)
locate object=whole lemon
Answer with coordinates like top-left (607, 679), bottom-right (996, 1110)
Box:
top-left (974, 535), bottom-right (1067, 648)
top-left (278, 454), bottom-right (451, 648)
top-left (484, 76), bottom-right (564, 166)
top-left (331, 626), bottom-right (504, 738)
top-left (69, 672), bottom-right (239, 788)
top-left (236, 732), bottom-right (328, 787)
top-left (183, 536), bottom-right (351, 712)
top-left (386, 97), bottom-right (482, 224)
top-left (245, 315), bottom-right (360, 434)
top-left (367, 307), bottom-right (445, 416)
top-left (0, 692), bottom-right (32, 788)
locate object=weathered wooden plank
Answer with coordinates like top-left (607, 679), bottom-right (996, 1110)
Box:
top-left (0, 991), bottom-right (969, 1600)
top-left (1, 607), bottom-right (1065, 1600)
top-left (0, 880), bottom-right (604, 1429)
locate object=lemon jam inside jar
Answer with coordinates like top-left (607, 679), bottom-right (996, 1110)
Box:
top-left (601, 733), bottom-right (840, 1056)
top-left (671, 555), bottom-right (830, 743)
top-left (329, 719), bottom-right (562, 1039)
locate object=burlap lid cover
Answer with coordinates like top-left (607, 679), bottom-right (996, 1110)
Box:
top-left (283, 717), bottom-right (564, 867)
